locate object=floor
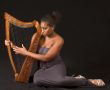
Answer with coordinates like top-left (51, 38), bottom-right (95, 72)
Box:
top-left (0, 52), bottom-right (109, 90)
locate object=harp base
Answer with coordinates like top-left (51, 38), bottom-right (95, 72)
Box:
top-left (15, 73), bottom-right (28, 83)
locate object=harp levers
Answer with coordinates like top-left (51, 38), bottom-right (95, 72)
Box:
top-left (4, 12), bottom-right (42, 83)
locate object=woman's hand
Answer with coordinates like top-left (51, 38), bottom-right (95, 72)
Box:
top-left (5, 40), bottom-right (16, 48)
top-left (13, 44), bottom-right (28, 56)
top-left (5, 40), bottom-right (10, 46)
top-left (5, 40), bottom-right (28, 56)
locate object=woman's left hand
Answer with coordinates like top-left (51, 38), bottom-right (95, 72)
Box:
top-left (13, 44), bottom-right (28, 56)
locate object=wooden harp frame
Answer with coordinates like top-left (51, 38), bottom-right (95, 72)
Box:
top-left (4, 12), bottom-right (42, 83)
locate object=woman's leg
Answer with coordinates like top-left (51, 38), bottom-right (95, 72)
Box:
top-left (33, 62), bottom-right (105, 87)
top-left (33, 62), bottom-right (88, 87)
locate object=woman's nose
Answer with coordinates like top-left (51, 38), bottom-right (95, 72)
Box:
top-left (41, 30), bottom-right (44, 34)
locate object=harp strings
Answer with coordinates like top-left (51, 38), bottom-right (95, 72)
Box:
top-left (9, 23), bottom-right (36, 73)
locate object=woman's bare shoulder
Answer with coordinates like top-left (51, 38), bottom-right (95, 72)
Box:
top-left (56, 33), bottom-right (64, 43)
top-left (54, 33), bottom-right (64, 46)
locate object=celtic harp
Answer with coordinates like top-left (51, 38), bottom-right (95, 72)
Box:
top-left (4, 12), bottom-right (42, 83)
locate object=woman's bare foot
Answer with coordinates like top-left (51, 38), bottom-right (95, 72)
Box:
top-left (88, 79), bottom-right (105, 87)
top-left (74, 75), bottom-right (86, 79)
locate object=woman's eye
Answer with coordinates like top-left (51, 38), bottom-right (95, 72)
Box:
top-left (42, 27), bottom-right (47, 30)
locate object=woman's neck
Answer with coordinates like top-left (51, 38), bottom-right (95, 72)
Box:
top-left (46, 32), bottom-right (56, 39)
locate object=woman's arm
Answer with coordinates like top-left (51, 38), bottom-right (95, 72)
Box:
top-left (26, 37), bottom-right (64, 61)
top-left (13, 37), bottom-right (64, 62)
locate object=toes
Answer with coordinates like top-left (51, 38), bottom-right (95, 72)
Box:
top-left (95, 80), bottom-right (105, 86)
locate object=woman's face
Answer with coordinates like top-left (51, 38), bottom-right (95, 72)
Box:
top-left (40, 21), bottom-right (54, 36)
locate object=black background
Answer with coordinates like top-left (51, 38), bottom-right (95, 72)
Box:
top-left (0, 0), bottom-right (110, 90)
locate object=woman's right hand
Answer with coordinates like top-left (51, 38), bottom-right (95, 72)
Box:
top-left (4, 40), bottom-right (10, 46)
top-left (5, 40), bottom-right (15, 48)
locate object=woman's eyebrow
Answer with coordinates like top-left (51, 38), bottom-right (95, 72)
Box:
top-left (41, 27), bottom-right (48, 29)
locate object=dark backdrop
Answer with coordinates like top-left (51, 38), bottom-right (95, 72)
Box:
top-left (0, 0), bottom-right (110, 90)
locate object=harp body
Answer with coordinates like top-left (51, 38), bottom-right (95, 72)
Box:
top-left (4, 12), bottom-right (42, 83)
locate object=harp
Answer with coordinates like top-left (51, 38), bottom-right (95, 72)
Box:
top-left (4, 12), bottom-right (42, 83)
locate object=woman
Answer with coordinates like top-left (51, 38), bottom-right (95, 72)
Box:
top-left (5, 11), bottom-right (105, 87)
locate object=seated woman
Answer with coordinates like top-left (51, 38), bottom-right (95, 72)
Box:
top-left (5, 11), bottom-right (105, 87)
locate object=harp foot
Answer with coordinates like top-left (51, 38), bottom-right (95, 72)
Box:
top-left (15, 73), bottom-right (19, 80)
